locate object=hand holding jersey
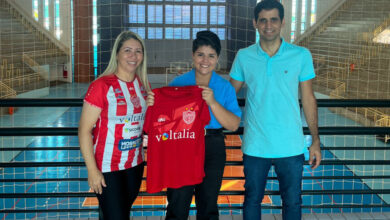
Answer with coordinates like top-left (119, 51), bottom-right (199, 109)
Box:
top-left (146, 91), bottom-right (155, 107)
top-left (198, 85), bottom-right (216, 106)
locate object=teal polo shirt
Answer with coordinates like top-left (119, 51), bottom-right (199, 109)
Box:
top-left (230, 39), bottom-right (315, 158)
top-left (169, 69), bottom-right (242, 129)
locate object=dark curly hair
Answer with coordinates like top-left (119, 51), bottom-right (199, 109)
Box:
top-left (192, 30), bottom-right (221, 56)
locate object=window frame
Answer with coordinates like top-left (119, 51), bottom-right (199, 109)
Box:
top-left (126, 0), bottom-right (226, 40)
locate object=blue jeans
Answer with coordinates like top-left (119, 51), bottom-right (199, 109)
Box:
top-left (243, 154), bottom-right (304, 220)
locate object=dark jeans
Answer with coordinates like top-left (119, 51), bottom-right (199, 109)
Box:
top-left (166, 133), bottom-right (226, 220)
top-left (96, 162), bottom-right (144, 220)
top-left (243, 154), bottom-right (304, 220)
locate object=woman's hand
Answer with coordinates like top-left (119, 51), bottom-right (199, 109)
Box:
top-left (88, 168), bottom-right (106, 194)
top-left (146, 91), bottom-right (155, 106)
top-left (198, 86), bottom-right (217, 106)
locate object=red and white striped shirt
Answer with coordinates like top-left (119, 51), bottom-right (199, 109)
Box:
top-left (84, 74), bottom-right (147, 173)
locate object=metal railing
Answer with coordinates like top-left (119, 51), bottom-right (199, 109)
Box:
top-left (0, 98), bottom-right (390, 214)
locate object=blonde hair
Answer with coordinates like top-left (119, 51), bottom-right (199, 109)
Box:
top-left (101, 31), bottom-right (150, 92)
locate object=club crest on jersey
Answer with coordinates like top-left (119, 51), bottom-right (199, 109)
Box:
top-left (130, 96), bottom-right (141, 108)
top-left (183, 108), bottom-right (195, 125)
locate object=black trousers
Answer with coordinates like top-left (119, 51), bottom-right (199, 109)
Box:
top-left (166, 133), bottom-right (226, 220)
top-left (96, 162), bottom-right (144, 220)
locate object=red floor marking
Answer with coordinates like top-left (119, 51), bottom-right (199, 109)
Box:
top-left (304, 166), bottom-right (343, 213)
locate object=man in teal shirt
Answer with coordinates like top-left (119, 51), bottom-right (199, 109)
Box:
top-left (229, 0), bottom-right (321, 219)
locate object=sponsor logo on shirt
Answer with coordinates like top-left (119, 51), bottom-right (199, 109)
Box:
top-left (124, 126), bottom-right (141, 133)
top-left (118, 137), bottom-right (142, 151)
top-left (117, 112), bottom-right (145, 123)
top-left (114, 88), bottom-right (122, 93)
top-left (183, 108), bottom-right (195, 125)
top-left (155, 129), bottom-right (195, 142)
top-left (156, 114), bottom-right (170, 124)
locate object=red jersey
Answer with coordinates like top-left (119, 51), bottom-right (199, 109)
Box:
top-left (144, 86), bottom-right (210, 193)
top-left (84, 74), bottom-right (147, 173)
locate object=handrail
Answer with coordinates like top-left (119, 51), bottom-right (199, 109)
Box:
top-left (1, 189), bottom-right (390, 199)
top-left (2, 175), bottom-right (390, 182)
top-left (1, 98), bottom-right (390, 107)
top-left (1, 204), bottom-right (390, 214)
top-left (2, 159), bottom-right (390, 168)
top-left (0, 81), bottom-right (16, 98)
top-left (0, 99), bottom-right (389, 215)
top-left (22, 53), bottom-right (49, 79)
top-left (0, 126), bottom-right (389, 136)
top-left (372, 15), bottom-right (390, 39)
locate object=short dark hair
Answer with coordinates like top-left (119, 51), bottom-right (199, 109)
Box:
top-left (254, 0), bottom-right (284, 21)
top-left (192, 30), bottom-right (221, 56)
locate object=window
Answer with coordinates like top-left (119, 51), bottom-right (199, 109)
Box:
top-left (165, 27), bottom-right (190, 39)
top-left (165, 5), bottom-right (190, 24)
top-left (44, 0), bottom-right (50, 29)
top-left (148, 5), bottom-right (163, 24)
top-left (93, 0), bottom-right (98, 77)
top-left (33, 0), bottom-right (39, 21)
top-left (55, 0), bottom-right (61, 39)
top-left (148, 27), bottom-right (163, 39)
top-left (210, 6), bottom-right (225, 25)
top-left (301, 0), bottom-right (307, 34)
top-left (193, 6), bottom-right (207, 24)
top-left (127, 1), bottom-right (226, 40)
top-left (291, 0), bottom-right (297, 42)
top-left (129, 4), bottom-right (145, 23)
top-left (310, 0), bottom-right (317, 26)
top-left (129, 27), bottom-right (146, 39)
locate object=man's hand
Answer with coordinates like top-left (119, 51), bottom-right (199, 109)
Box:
top-left (308, 137), bottom-right (321, 169)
